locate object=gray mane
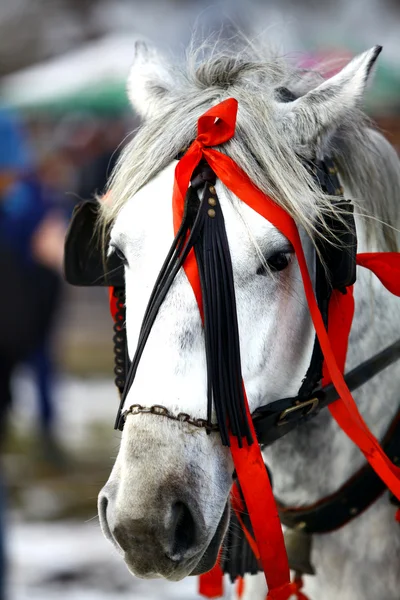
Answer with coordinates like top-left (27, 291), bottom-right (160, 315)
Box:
top-left (103, 40), bottom-right (400, 251)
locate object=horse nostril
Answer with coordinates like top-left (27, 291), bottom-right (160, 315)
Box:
top-left (98, 493), bottom-right (125, 555)
top-left (113, 524), bottom-right (131, 553)
top-left (170, 501), bottom-right (196, 559)
top-left (98, 495), bottom-right (112, 540)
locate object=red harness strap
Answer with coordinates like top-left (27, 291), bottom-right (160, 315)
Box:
top-left (171, 98), bottom-right (400, 599)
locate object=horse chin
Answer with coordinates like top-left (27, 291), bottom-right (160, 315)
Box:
top-left (189, 501), bottom-right (230, 576)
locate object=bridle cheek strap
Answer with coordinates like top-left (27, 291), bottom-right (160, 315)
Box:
top-left (172, 98), bottom-right (400, 597)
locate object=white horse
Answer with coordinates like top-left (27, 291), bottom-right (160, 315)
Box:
top-left (98, 40), bottom-right (400, 599)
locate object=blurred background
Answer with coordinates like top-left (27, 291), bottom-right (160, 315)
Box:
top-left (0, 1), bottom-right (399, 599)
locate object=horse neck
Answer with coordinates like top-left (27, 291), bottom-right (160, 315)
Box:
top-left (264, 129), bottom-right (400, 505)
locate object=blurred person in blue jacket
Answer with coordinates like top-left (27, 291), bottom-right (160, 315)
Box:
top-left (0, 108), bottom-right (65, 441)
top-left (0, 108), bottom-right (66, 599)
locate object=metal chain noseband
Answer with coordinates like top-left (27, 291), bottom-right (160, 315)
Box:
top-left (123, 404), bottom-right (219, 432)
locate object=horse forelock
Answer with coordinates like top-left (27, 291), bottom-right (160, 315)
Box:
top-left (101, 37), bottom-right (400, 254)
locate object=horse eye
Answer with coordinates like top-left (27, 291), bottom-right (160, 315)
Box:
top-left (111, 245), bottom-right (128, 266)
top-left (275, 87), bottom-right (297, 103)
top-left (256, 252), bottom-right (292, 275)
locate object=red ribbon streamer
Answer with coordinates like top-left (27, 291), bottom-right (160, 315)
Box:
top-left (357, 253), bottom-right (400, 295)
top-left (198, 561), bottom-right (224, 598)
top-left (173, 99), bottom-right (291, 596)
top-left (171, 97), bottom-right (400, 597)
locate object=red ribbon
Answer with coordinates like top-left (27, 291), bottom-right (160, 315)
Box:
top-left (198, 561), bottom-right (224, 598)
top-left (357, 253), bottom-right (400, 295)
top-left (171, 97), bottom-right (400, 598)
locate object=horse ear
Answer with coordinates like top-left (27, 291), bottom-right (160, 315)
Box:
top-left (127, 41), bottom-right (172, 119)
top-left (279, 46), bottom-right (382, 150)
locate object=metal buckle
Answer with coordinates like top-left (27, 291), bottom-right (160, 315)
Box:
top-left (278, 397), bottom-right (320, 426)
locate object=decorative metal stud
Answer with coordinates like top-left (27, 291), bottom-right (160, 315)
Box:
top-left (349, 507), bottom-right (358, 516)
top-left (208, 208), bottom-right (216, 218)
top-left (209, 185), bottom-right (216, 194)
top-left (208, 197), bottom-right (217, 206)
top-left (329, 166), bottom-right (337, 174)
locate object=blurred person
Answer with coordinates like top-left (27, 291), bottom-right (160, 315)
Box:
top-left (0, 108), bottom-right (67, 599)
top-left (0, 108), bottom-right (65, 442)
top-left (56, 113), bottom-right (130, 201)
top-left (77, 117), bottom-right (127, 200)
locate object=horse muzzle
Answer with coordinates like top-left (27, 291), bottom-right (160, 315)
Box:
top-left (98, 482), bottom-right (228, 581)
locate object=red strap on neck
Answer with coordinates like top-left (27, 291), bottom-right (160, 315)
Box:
top-left (322, 254), bottom-right (400, 498)
top-left (172, 98), bottom-right (400, 597)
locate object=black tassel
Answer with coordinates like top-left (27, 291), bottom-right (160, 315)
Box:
top-left (194, 186), bottom-right (253, 447)
top-left (221, 481), bottom-right (261, 582)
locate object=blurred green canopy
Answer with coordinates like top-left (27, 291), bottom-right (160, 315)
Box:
top-left (0, 35), bottom-right (134, 116)
top-left (366, 62), bottom-right (400, 111)
top-left (1, 36), bottom-right (399, 116)
top-left (27, 80), bottom-right (131, 115)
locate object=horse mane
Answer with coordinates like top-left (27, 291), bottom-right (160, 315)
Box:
top-left (102, 38), bottom-right (400, 252)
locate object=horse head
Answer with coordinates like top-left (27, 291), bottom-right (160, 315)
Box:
top-left (98, 40), bottom-right (381, 581)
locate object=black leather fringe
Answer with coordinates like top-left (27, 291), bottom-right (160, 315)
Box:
top-left (116, 161), bottom-right (253, 448)
top-left (194, 191), bottom-right (253, 447)
top-left (221, 483), bottom-right (261, 581)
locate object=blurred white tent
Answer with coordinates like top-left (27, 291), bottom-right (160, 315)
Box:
top-left (0, 35), bottom-right (137, 113)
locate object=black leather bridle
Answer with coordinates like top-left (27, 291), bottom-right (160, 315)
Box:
top-left (64, 154), bottom-right (400, 438)
top-left (64, 153), bottom-right (400, 580)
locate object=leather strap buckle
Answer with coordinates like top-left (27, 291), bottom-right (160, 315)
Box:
top-left (278, 397), bottom-right (320, 426)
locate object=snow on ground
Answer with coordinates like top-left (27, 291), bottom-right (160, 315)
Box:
top-left (11, 371), bottom-right (118, 450)
top-left (8, 520), bottom-right (203, 600)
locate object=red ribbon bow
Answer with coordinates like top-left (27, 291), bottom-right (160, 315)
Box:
top-left (170, 98), bottom-right (400, 599)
